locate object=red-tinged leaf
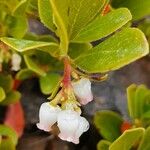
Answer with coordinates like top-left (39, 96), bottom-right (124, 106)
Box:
top-left (121, 121), bottom-right (132, 133)
top-left (13, 79), bottom-right (21, 90)
top-left (4, 101), bottom-right (25, 137)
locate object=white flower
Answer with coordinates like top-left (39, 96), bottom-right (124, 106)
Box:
top-left (11, 53), bottom-right (22, 71)
top-left (72, 78), bottom-right (93, 105)
top-left (37, 102), bottom-right (61, 132)
top-left (57, 110), bottom-right (89, 144)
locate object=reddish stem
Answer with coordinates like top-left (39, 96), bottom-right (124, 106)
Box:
top-left (62, 57), bottom-right (72, 88)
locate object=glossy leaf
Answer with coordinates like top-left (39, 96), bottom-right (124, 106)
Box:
top-left (109, 128), bottom-right (145, 150)
top-left (0, 125), bottom-right (18, 145)
top-left (0, 90), bottom-right (21, 105)
top-left (39, 72), bottom-right (61, 94)
top-left (50, 0), bottom-right (69, 54)
top-left (111, 0), bottom-right (150, 20)
top-left (74, 28), bottom-right (149, 73)
top-left (0, 87), bottom-right (6, 102)
top-left (16, 68), bottom-right (34, 80)
top-left (94, 110), bottom-right (123, 142)
top-left (0, 37), bottom-right (58, 53)
top-left (68, 0), bottom-right (108, 40)
top-left (138, 127), bottom-right (150, 150)
top-left (97, 140), bottom-right (111, 150)
top-left (0, 74), bottom-right (13, 93)
top-left (73, 8), bottom-right (132, 42)
top-left (24, 55), bottom-right (46, 76)
top-left (38, 0), bottom-right (55, 31)
top-left (69, 42), bottom-right (92, 59)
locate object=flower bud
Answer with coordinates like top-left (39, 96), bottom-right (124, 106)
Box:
top-left (72, 78), bottom-right (93, 105)
top-left (57, 110), bottom-right (89, 144)
top-left (37, 102), bottom-right (61, 132)
top-left (11, 53), bottom-right (22, 71)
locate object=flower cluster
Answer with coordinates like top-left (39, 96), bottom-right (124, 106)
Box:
top-left (37, 77), bottom-right (93, 144)
top-left (37, 102), bottom-right (89, 144)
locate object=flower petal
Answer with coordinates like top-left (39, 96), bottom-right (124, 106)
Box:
top-left (37, 102), bottom-right (61, 132)
top-left (72, 78), bottom-right (93, 105)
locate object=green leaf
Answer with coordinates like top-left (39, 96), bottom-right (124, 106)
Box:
top-left (0, 138), bottom-right (15, 150)
top-left (50, 0), bottom-right (69, 54)
top-left (16, 68), bottom-right (34, 80)
top-left (12, 0), bottom-right (29, 16)
top-left (7, 16), bottom-right (28, 38)
top-left (38, 0), bottom-right (55, 31)
top-left (68, 0), bottom-right (109, 40)
top-left (0, 125), bottom-right (18, 145)
top-left (0, 87), bottom-right (6, 102)
top-left (39, 72), bottom-right (61, 94)
top-left (94, 111), bottom-right (123, 142)
top-left (68, 42), bottom-right (92, 59)
top-left (0, 37), bottom-right (58, 54)
top-left (138, 127), bottom-right (150, 150)
top-left (111, 0), bottom-right (150, 20)
top-left (97, 140), bottom-right (111, 150)
top-left (24, 55), bottom-right (46, 76)
top-left (127, 84), bottom-right (150, 119)
top-left (72, 8), bottom-right (132, 42)
top-left (109, 128), bottom-right (145, 150)
top-left (142, 111), bottom-right (150, 120)
top-left (134, 85), bottom-right (150, 119)
top-left (0, 74), bottom-right (13, 93)
top-left (74, 28), bottom-right (149, 73)
top-left (0, 90), bottom-right (21, 105)
top-left (127, 84), bottom-right (137, 119)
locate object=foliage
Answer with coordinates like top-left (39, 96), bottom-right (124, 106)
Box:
top-left (94, 84), bottom-right (150, 150)
top-left (0, 0), bottom-right (149, 148)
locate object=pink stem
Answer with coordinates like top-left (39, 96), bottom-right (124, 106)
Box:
top-left (62, 57), bottom-right (72, 88)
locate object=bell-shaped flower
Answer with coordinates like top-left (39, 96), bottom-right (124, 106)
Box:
top-left (11, 53), bottom-right (22, 71)
top-left (37, 102), bottom-right (61, 132)
top-left (57, 110), bottom-right (89, 144)
top-left (72, 78), bottom-right (93, 105)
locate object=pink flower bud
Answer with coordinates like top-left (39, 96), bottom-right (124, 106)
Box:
top-left (37, 102), bottom-right (61, 132)
top-left (11, 53), bottom-right (22, 71)
top-left (72, 78), bottom-right (93, 105)
top-left (57, 110), bottom-right (89, 144)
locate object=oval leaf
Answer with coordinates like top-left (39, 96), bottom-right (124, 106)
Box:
top-left (50, 0), bottom-right (69, 54)
top-left (24, 55), bottom-right (46, 76)
top-left (39, 72), bottom-right (61, 95)
top-left (0, 37), bottom-right (58, 53)
top-left (16, 68), bottom-right (34, 80)
top-left (73, 8), bottom-right (132, 42)
top-left (0, 91), bottom-right (21, 106)
top-left (111, 0), bottom-right (150, 20)
top-left (38, 0), bottom-right (55, 31)
top-left (68, 0), bottom-right (109, 40)
top-left (138, 127), bottom-right (150, 150)
top-left (94, 110), bottom-right (123, 142)
top-left (74, 28), bottom-right (149, 73)
top-left (109, 128), bottom-right (145, 150)
top-left (0, 125), bottom-right (18, 145)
